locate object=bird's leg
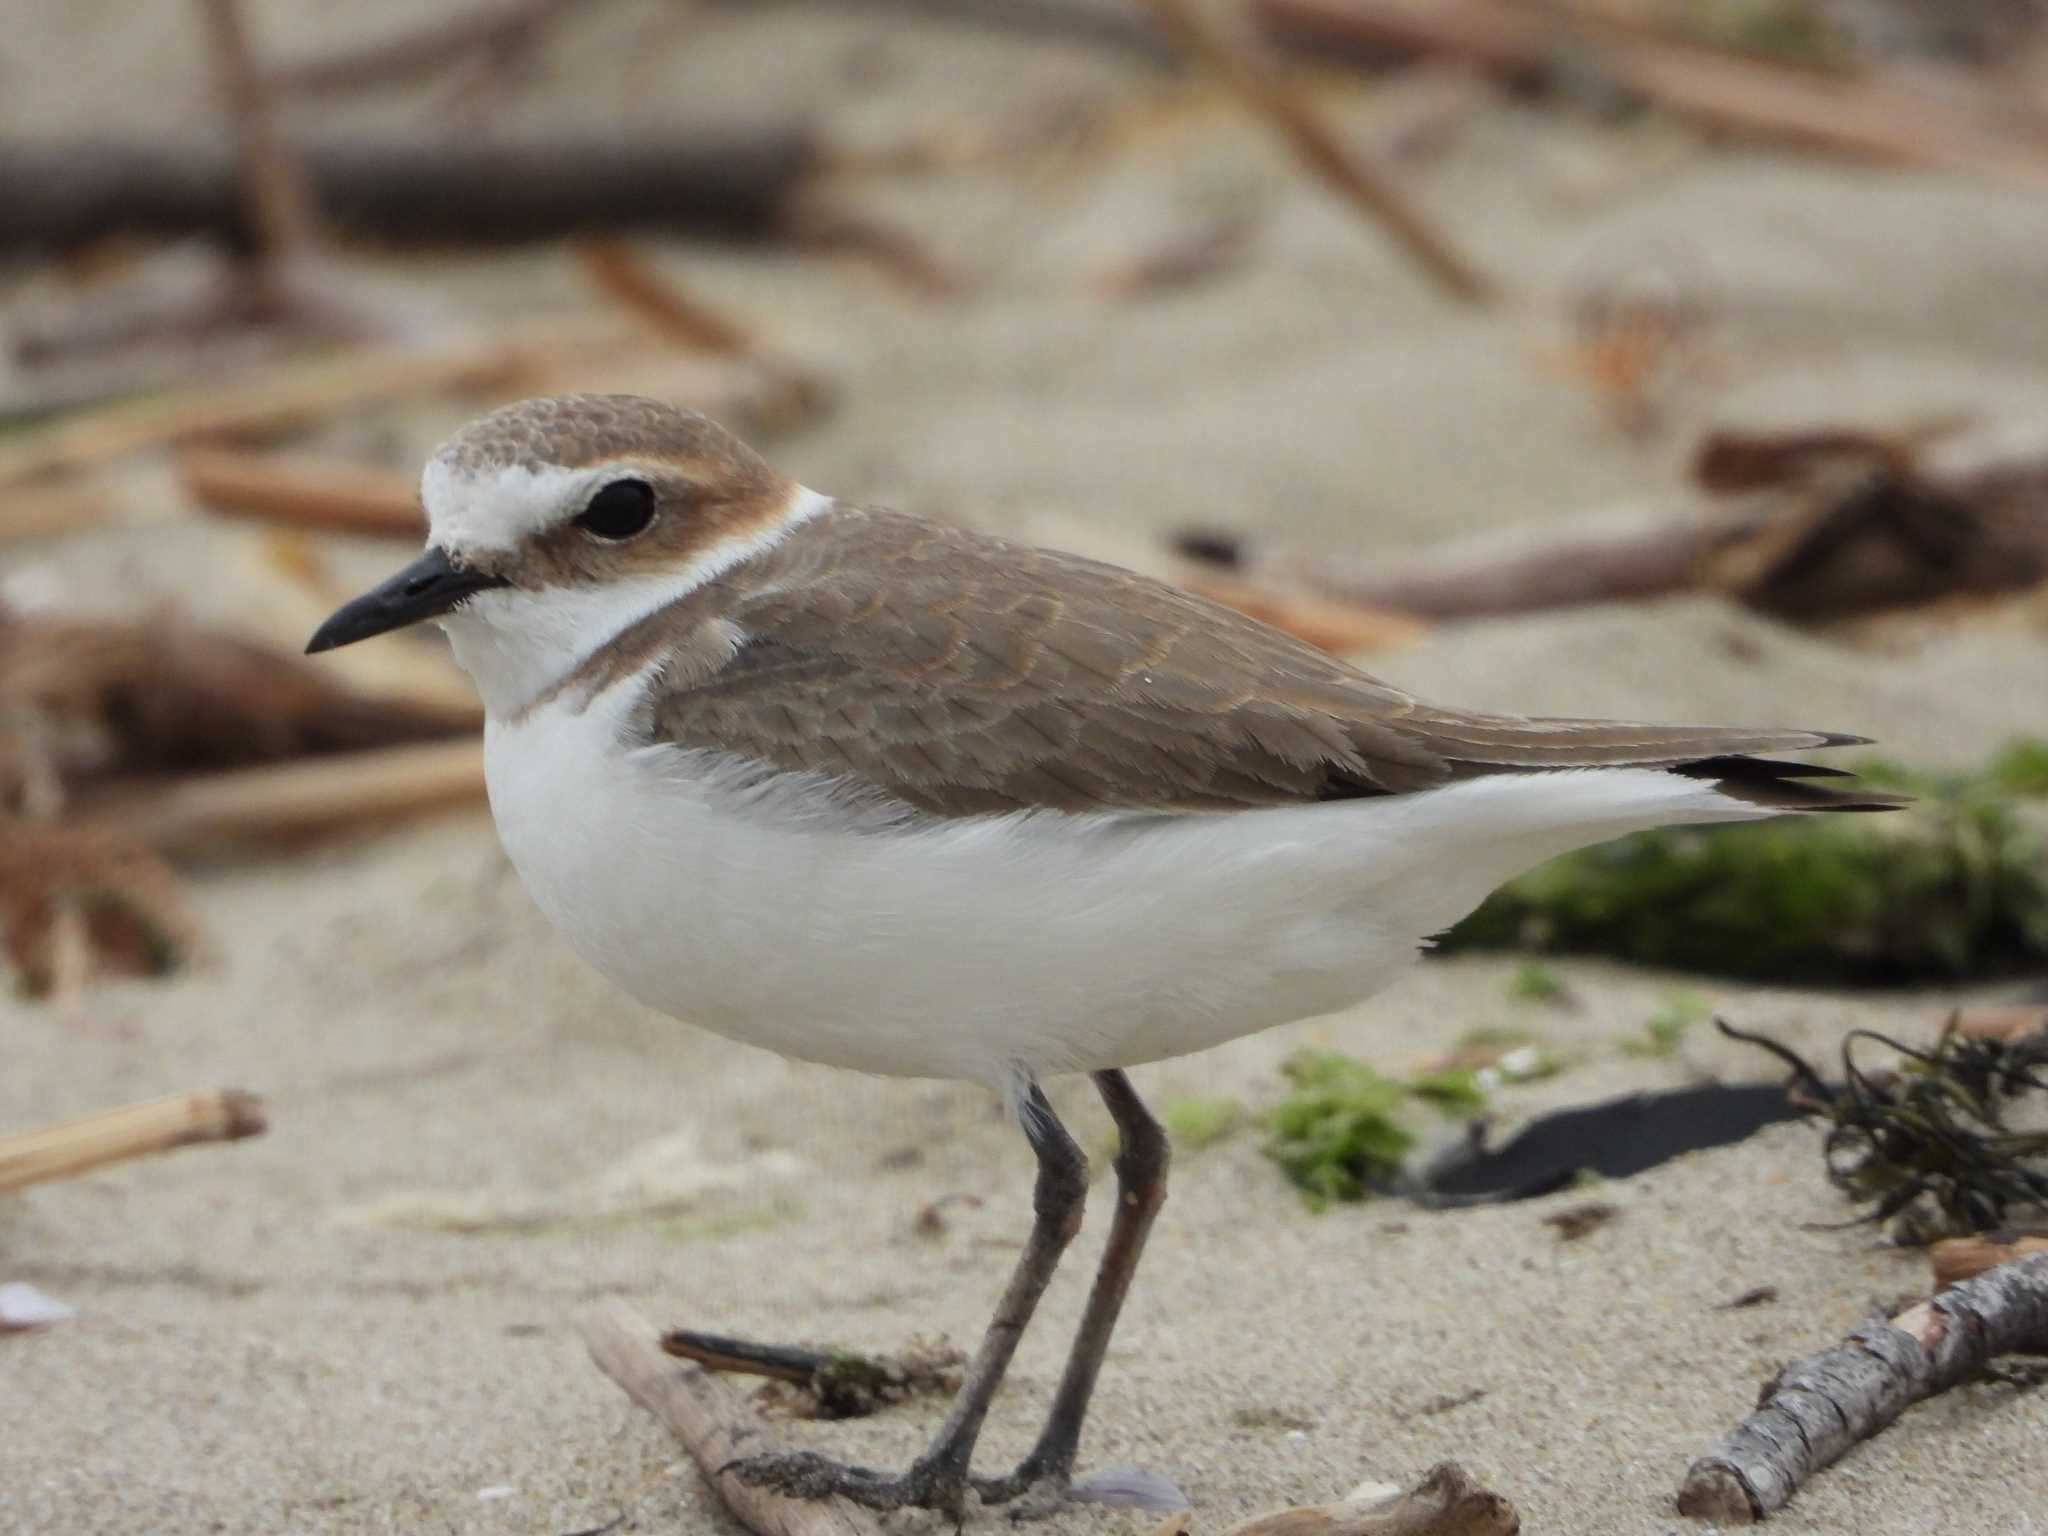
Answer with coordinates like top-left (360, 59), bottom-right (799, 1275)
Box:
top-left (723, 1082), bottom-right (1088, 1517)
top-left (975, 1069), bottom-right (1170, 1516)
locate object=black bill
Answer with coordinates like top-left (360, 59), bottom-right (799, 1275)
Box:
top-left (305, 547), bottom-right (510, 653)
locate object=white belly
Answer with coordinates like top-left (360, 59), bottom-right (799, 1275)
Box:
top-left (485, 675), bottom-right (1776, 1091)
top-left (482, 683), bottom-right (1418, 1089)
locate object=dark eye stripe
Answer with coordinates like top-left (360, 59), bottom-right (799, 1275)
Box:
top-left (576, 479), bottom-right (656, 540)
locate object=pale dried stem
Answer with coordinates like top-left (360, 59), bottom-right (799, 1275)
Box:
top-left (0, 483), bottom-right (125, 545)
top-left (80, 739), bottom-right (485, 857)
top-left (0, 1089), bottom-right (266, 1193)
top-left (573, 239), bottom-right (756, 354)
top-left (0, 319), bottom-right (628, 492)
top-left (178, 447), bottom-right (423, 537)
top-left (1140, 0), bottom-right (1493, 304)
top-left (1258, 0), bottom-right (2048, 188)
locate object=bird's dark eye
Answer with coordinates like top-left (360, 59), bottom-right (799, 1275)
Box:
top-left (575, 479), bottom-right (657, 541)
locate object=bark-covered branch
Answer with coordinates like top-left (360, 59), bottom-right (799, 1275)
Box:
top-left (1677, 1251), bottom-right (2048, 1522)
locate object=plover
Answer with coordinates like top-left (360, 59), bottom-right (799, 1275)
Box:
top-left (308, 394), bottom-right (1901, 1517)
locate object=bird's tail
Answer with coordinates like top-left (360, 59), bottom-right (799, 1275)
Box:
top-left (1347, 750), bottom-right (1908, 940)
top-left (1671, 754), bottom-right (1912, 813)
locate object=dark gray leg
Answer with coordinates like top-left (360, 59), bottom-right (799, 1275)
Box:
top-left (976, 1069), bottom-right (1170, 1513)
top-left (724, 1082), bottom-right (1088, 1517)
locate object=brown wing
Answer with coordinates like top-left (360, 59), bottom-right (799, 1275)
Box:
top-left (645, 507), bottom-right (1858, 817)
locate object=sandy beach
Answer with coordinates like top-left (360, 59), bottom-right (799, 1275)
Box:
top-left (5, 4), bottom-right (2047, 1533)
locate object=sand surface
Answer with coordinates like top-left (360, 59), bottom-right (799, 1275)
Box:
top-left (6, 5), bottom-right (2048, 1534)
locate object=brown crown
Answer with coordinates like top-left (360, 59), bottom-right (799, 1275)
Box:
top-left (433, 393), bottom-right (773, 480)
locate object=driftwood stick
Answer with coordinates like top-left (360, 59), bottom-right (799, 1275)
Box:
top-left (1, 609), bottom-right (480, 774)
top-left (1139, 0), bottom-right (1492, 304)
top-left (195, 0), bottom-right (320, 265)
top-left (1181, 506), bottom-right (1744, 619)
top-left (574, 239), bottom-right (756, 355)
top-left (1931, 1232), bottom-right (2048, 1290)
top-left (0, 483), bottom-right (124, 544)
top-left (1183, 423), bottom-right (2048, 624)
top-left (0, 317), bottom-right (640, 491)
top-left (80, 740), bottom-right (485, 856)
top-left (1257, 0), bottom-right (2048, 189)
top-left (1677, 1251), bottom-right (2048, 1523)
top-left (177, 447), bottom-right (423, 536)
top-left (0, 1089), bottom-right (266, 1193)
top-left (580, 1300), bottom-right (884, 1536)
top-left (0, 133), bottom-right (822, 254)
top-left (0, 339), bottom-right (516, 490)
top-left (570, 239), bottom-right (833, 423)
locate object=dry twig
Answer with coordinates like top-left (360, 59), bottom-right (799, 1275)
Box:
top-left (1931, 1230), bottom-right (2048, 1289)
top-left (0, 1089), bottom-right (266, 1193)
top-left (2, 607), bottom-right (478, 785)
top-left (1, 131), bottom-right (821, 254)
top-left (0, 331), bottom-right (528, 490)
top-left (662, 1329), bottom-right (963, 1421)
top-left (78, 739), bottom-right (485, 856)
top-left (1678, 1252), bottom-right (2048, 1522)
top-left (1176, 513), bottom-right (1716, 620)
top-left (177, 447), bottom-right (423, 537)
top-left (1178, 419), bottom-right (2048, 625)
top-left (195, 0), bottom-right (320, 269)
top-left (1257, 0), bottom-right (2048, 188)
top-left (1139, 0), bottom-right (1493, 304)
top-left (0, 484), bottom-right (122, 545)
top-left (575, 240), bottom-right (756, 355)
top-left (0, 315), bottom-right (813, 492)
top-left (572, 240), bottom-right (832, 424)
top-left (580, 1300), bottom-right (884, 1536)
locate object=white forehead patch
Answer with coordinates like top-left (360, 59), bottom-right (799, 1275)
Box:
top-left (420, 455), bottom-right (610, 557)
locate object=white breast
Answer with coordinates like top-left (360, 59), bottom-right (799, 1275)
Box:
top-left (482, 675), bottom-right (1400, 1091)
top-left (485, 670), bottom-right (1781, 1093)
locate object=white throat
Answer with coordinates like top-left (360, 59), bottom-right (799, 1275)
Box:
top-left (435, 484), bottom-right (831, 718)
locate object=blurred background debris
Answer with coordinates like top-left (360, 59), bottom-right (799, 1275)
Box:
top-left (4, 2), bottom-right (2046, 1533)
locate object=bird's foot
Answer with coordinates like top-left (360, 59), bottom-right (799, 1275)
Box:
top-left (722, 1450), bottom-right (968, 1517)
top-left (977, 1460), bottom-right (1191, 1521)
top-left (971, 1458), bottom-right (1071, 1521)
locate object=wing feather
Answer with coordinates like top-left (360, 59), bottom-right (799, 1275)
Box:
top-left (642, 508), bottom-right (1855, 816)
